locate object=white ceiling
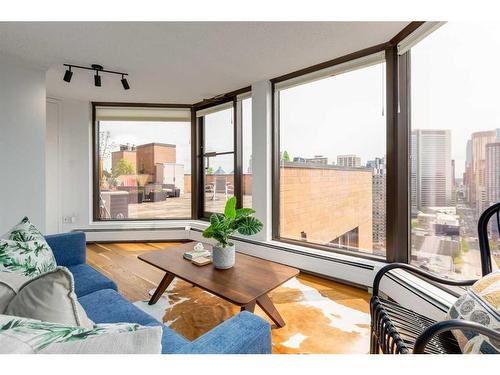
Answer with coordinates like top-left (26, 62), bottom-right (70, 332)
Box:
top-left (0, 22), bottom-right (410, 104)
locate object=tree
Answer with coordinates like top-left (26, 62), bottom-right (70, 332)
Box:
top-left (207, 167), bottom-right (214, 175)
top-left (282, 150), bottom-right (291, 162)
top-left (112, 158), bottom-right (135, 177)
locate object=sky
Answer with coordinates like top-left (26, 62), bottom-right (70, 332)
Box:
top-left (279, 61), bottom-right (386, 166)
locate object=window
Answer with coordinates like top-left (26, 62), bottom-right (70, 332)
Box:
top-left (275, 54), bottom-right (387, 257)
top-left (409, 23), bottom-right (500, 279)
top-left (93, 105), bottom-right (192, 220)
top-left (198, 102), bottom-right (235, 214)
top-left (195, 92), bottom-right (252, 217)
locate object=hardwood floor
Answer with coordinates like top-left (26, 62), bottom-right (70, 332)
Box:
top-left (86, 241), bottom-right (184, 301)
top-left (86, 241), bottom-right (372, 353)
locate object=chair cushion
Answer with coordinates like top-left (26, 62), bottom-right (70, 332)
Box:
top-left (78, 288), bottom-right (158, 326)
top-left (67, 264), bottom-right (117, 297)
top-left (78, 289), bottom-right (188, 354)
top-left (447, 271), bottom-right (500, 353)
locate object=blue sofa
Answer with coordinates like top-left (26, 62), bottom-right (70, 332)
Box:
top-left (44, 232), bottom-right (272, 354)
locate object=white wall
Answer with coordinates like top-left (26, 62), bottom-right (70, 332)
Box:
top-left (251, 81), bottom-right (273, 241)
top-left (0, 55), bottom-right (46, 233)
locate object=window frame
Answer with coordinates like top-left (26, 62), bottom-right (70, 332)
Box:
top-left (91, 102), bottom-right (193, 222)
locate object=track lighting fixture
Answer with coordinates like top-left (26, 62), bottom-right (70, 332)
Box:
top-left (121, 74), bottom-right (130, 90)
top-left (63, 66), bottom-right (73, 82)
top-left (94, 71), bottom-right (101, 87)
top-left (62, 63), bottom-right (130, 90)
top-left (93, 64), bottom-right (102, 87)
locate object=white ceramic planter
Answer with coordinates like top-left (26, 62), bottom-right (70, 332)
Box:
top-left (212, 243), bottom-right (235, 269)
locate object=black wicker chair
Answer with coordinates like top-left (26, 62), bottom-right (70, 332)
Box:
top-left (370, 202), bottom-right (500, 354)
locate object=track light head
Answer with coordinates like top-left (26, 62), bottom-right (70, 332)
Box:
top-left (121, 75), bottom-right (130, 90)
top-left (94, 71), bottom-right (101, 87)
top-left (63, 67), bottom-right (73, 83)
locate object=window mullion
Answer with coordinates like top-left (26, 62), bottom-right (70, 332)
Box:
top-left (235, 99), bottom-right (243, 209)
top-left (386, 47), bottom-right (411, 263)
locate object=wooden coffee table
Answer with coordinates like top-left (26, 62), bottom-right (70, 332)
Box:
top-left (138, 242), bottom-right (299, 328)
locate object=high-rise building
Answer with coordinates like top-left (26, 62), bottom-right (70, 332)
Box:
top-left (451, 159), bottom-right (456, 205)
top-left (463, 139), bottom-right (473, 204)
top-left (411, 129), bottom-right (452, 215)
top-left (468, 130), bottom-right (497, 212)
top-left (368, 157), bottom-right (386, 252)
top-left (486, 142), bottom-right (500, 206)
top-left (337, 154), bottom-right (361, 168)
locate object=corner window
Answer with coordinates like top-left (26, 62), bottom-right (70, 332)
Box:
top-left (93, 105), bottom-right (192, 220)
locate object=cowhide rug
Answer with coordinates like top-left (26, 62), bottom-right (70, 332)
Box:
top-left (134, 275), bottom-right (370, 354)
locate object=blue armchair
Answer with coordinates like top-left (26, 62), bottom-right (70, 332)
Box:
top-left (44, 232), bottom-right (272, 354)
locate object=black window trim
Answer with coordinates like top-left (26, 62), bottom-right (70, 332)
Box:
top-left (91, 102), bottom-right (193, 222)
top-left (192, 88), bottom-right (252, 219)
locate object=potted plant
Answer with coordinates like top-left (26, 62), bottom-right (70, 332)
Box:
top-left (202, 197), bottom-right (263, 269)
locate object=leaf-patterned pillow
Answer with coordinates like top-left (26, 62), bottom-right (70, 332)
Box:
top-left (0, 315), bottom-right (162, 354)
top-left (0, 217), bottom-right (56, 278)
top-left (2, 217), bottom-right (45, 242)
top-left (0, 239), bottom-right (56, 278)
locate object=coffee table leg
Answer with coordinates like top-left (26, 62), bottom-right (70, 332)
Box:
top-left (256, 294), bottom-right (286, 328)
top-left (148, 273), bottom-right (175, 305)
top-left (241, 300), bottom-right (256, 313)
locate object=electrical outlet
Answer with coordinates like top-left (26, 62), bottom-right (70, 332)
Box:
top-left (63, 216), bottom-right (71, 224)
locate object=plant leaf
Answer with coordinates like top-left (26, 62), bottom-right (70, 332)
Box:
top-left (202, 226), bottom-right (215, 238)
top-left (210, 213), bottom-right (225, 226)
top-left (235, 207), bottom-right (255, 219)
top-left (224, 197), bottom-right (237, 219)
top-left (236, 217), bottom-right (263, 236)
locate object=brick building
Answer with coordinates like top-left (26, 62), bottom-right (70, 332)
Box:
top-left (279, 162), bottom-right (373, 252)
top-left (112, 143), bottom-right (177, 184)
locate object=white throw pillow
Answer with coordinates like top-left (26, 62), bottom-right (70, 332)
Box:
top-left (0, 272), bottom-right (29, 313)
top-left (0, 315), bottom-right (162, 354)
top-left (0, 217), bottom-right (56, 278)
top-left (4, 267), bottom-right (93, 329)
